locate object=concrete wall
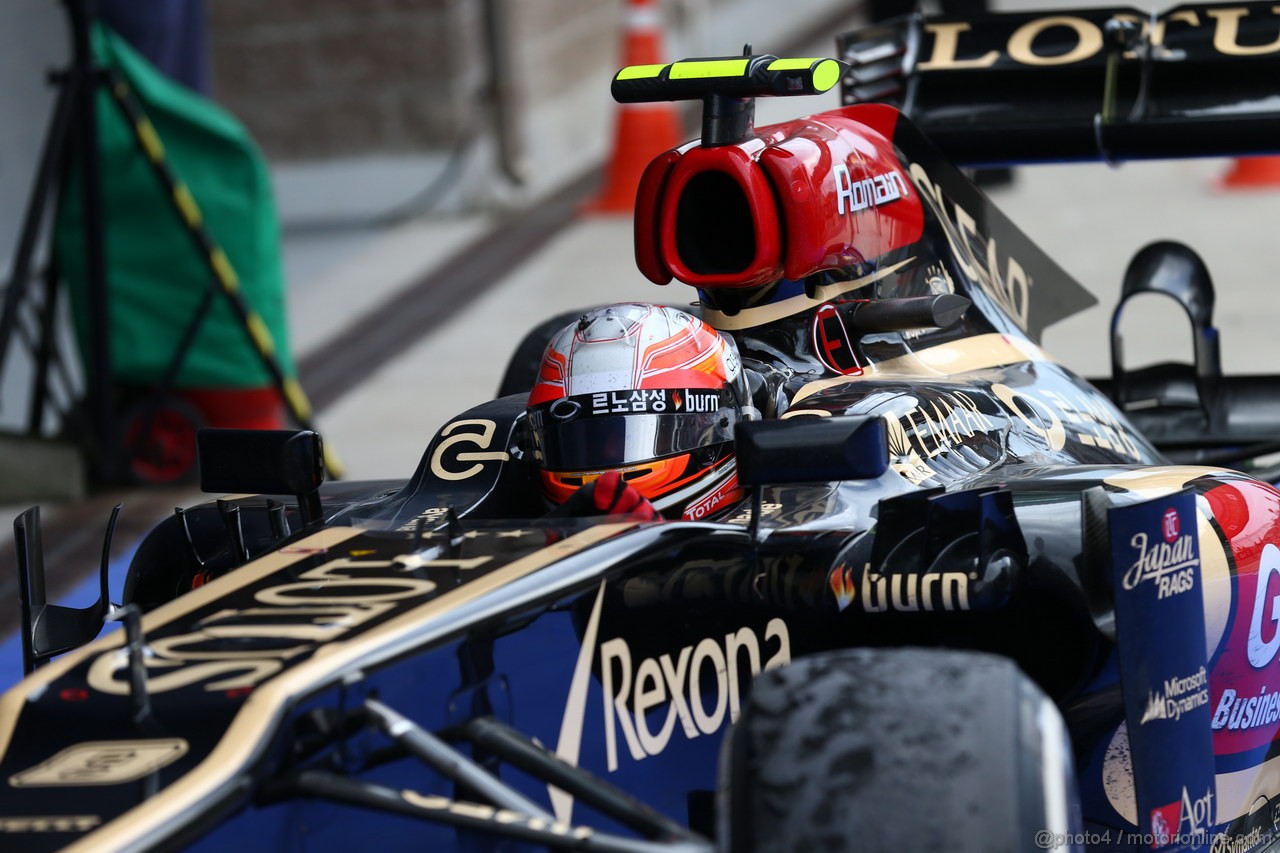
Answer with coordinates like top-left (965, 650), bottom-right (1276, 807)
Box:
top-left (0, 1), bottom-right (68, 279)
top-left (208, 0), bottom-right (488, 161)
top-left (207, 0), bottom-right (628, 162)
top-left (0, 2), bottom-right (70, 435)
top-left (208, 0), bottom-right (860, 185)
top-left (0, 1), bottom-right (861, 259)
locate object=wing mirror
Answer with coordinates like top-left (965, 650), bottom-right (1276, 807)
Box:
top-left (735, 416), bottom-right (887, 486)
top-left (735, 415), bottom-right (886, 538)
top-left (197, 429), bottom-right (325, 526)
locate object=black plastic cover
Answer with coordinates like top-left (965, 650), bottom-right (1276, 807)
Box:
top-left (197, 429), bottom-right (325, 497)
top-left (735, 416), bottom-right (887, 486)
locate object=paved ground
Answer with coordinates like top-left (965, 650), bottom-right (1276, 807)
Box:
top-left (1, 2), bottom-right (1278, 657)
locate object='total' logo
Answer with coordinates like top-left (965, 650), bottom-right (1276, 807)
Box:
top-left (1149, 800), bottom-right (1181, 849)
top-left (1162, 507), bottom-right (1180, 544)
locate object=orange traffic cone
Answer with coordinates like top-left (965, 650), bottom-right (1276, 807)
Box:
top-left (1218, 157), bottom-right (1280, 190)
top-left (582, 0), bottom-right (684, 214)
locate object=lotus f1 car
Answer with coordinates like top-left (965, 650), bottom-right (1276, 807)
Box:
top-left (8, 3), bottom-right (1280, 851)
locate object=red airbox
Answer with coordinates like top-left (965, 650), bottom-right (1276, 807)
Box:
top-left (634, 104), bottom-right (924, 290)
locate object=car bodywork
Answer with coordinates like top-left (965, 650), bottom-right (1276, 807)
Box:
top-left (6, 3), bottom-right (1280, 851)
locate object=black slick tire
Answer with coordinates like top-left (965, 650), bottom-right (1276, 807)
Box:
top-left (719, 648), bottom-right (1081, 853)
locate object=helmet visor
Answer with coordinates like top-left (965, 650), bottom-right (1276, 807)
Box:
top-left (528, 388), bottom-right (738, 471)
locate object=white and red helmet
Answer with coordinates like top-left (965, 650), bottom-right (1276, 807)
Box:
top-left (527, 303), bottom-right (750, 519)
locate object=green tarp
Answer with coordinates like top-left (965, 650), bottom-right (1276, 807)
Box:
top-left (56, 24), bottom-right (294, 389)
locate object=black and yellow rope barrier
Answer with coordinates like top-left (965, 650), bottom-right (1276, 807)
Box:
top-left (106, 72), bottom-right (344, 479)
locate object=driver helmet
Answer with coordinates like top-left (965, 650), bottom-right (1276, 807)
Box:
top-left (527, 303), bottom-right (752, 520)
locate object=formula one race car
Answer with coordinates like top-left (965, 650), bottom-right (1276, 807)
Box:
top-left (7, 3), bottom-right (1280, 852)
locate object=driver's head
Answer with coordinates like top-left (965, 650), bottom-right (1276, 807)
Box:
top-left (527, 303), bottom-right (751, 520)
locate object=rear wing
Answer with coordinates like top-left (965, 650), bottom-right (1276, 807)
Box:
top-left (839, 2), bottom-right (1280, 164)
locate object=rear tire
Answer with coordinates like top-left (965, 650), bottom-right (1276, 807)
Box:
top-left (719, 648), bottom-right (1080, 853)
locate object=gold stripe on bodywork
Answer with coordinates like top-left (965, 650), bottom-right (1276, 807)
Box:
top-left (1102, 466), bottom-right (1238, 498)
top-left (1197, 509), bottom-right (1234, 662)
top-left (1217, 751), bottom-right (1280, 833)
top-left (700, 259), bottom-right (916, 331)
top-left (63, 522), bottom-right (637, 852)
top-left (792, 332), bottom-right (1054, 404)
top-left (0, 527), bottom-right (364, 765)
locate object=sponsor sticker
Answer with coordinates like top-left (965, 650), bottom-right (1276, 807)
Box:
top-left (553, 583), bottom-right (790, 825)
top-left (591, 389), bottom-right (671, 415)
top-left (535, 389), bottom-right (729, 419)
top-left (1109, 489), bottom-right (1215, 851)
top-left (882, 391), bottom-right (1000, 485)
top-left (682, 471), bottom-right (740, 521)
top-left (1141, 667), bottom-right (1210, 726)
top-left (826, 550), bottom-right (1014, 614)
top-left (811, 303), bottom-right (861, 376)
top-left (1121, 528), bottom-right (1199, 601)
top-left (1210, 687), bottom-right (1280, 734)
top-left (832, 165), bottom-right (909, 216)
top-left (10, 739), bottom-right (188, 787)
top-left (1210, 535), bottom-right (1280, 755)
top-left (828, 564), bottom-right (972, 613)
top-left (86, 552), bottom-right (446, 696)
top-left (587, 389), bottom-right (725, 416)
top-left (599, 619), bottom-right (791, 771)
top-left (0, 815), bottom-right (101, 833)
top-left (1147, 787), bottom-right (1214, 850)
top-left (1150, 800), bottom-right (1181, 848)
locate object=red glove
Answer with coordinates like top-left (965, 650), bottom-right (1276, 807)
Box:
top-left (588, 471), bottom-right (661, 520)
top-left (550, 470), bottom-right (661, 521)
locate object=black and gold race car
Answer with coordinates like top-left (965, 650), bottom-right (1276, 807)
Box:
top-left (7, 3), bottom-right (1280, 851)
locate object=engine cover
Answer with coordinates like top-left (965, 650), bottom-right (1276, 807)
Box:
top-left (635, 104), bottom-right (925, 290)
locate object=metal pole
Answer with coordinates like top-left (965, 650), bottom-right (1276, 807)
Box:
top-left (68, 0), bottom-right (120, 482)
top-left (0, 60), bottom-right (78, 398)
